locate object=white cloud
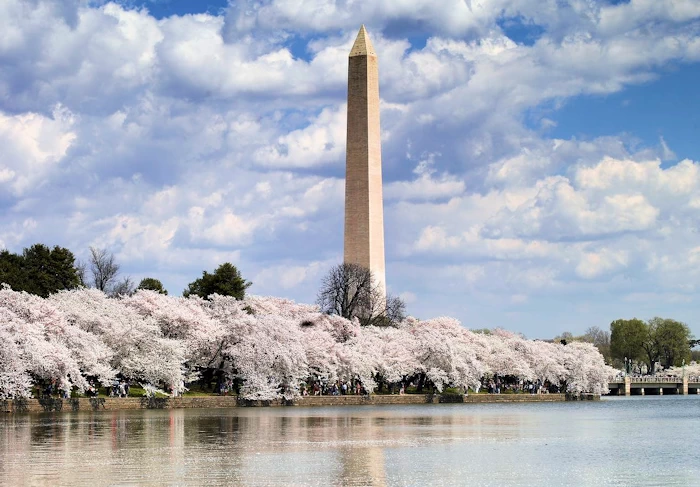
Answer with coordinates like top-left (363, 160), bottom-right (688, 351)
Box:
top-left (222, 0), bottom-right (502, 37)
top-left (0, 3), bottom-right (161, 113)
top-left (599, 0), bottom-right (700, 37)
top-left (575, 249), bottom-right (629, 279)
top-left (254, 260), bottom-right (329, 290)
top-left (659, 136), bottom-right (676, 161)
top-left (481, 155), bottom-right (700, 241)
top-left (198, 210), bottom-right (260, 246)
top-left (385, 153), bottom-right (465, 201)
top-left (253, 105), bottom-right (346, 168)
top-left (0, 168), bottom-right (15, 183)
top-left (0, 106), bottom-right (76, 196)
top-left (415, 225), bottom-right (463, 251)
top-left (2, 0), bottom-right (700, 338)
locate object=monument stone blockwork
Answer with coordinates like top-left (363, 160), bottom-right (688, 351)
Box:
top-left (344, 25), bottom-right (386, 295)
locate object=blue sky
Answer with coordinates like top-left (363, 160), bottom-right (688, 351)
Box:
top-left (550, 62), bottom-right (700, 163)
top-left (2, 0), bottom-right (700, 339)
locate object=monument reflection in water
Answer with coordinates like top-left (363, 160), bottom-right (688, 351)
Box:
top-left (2, 399), bottom-right (700, 486)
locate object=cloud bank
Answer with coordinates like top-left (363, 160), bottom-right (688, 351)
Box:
top-left (2, 0), bottom-right (700, 337)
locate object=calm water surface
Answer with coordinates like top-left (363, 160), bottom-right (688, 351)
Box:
top-left (1, 396), bottom-right (699, 486)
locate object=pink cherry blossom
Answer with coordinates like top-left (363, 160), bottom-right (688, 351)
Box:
top-left (0, 286), bottom-right (612, 399)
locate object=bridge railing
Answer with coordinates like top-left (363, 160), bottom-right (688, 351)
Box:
top-left (610, 375), bottom-right (680, 384)
top-left (632, 376), bottom-right (682, 383)
top-left (609, 375), bottom-right (700, 384)
top-left (610, 375), bottom-right (700, 384)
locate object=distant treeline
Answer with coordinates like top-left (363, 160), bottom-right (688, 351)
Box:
top-left (0, 243), bottom-right (250, 299)
top-left (556, 319), bottom-right (698, 374)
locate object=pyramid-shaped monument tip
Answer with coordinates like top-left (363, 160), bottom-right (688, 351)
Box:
top-left (349, 24), bottom-right (376, 57)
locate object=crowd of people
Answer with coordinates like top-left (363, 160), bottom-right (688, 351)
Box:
top-left (109, 380), bottom-right (130, 397)
top-left (301, 379), bottom-right (369, 396)
top-left (295, 375), bottom-right (560, 397)
top-left (475, 377), bottom-right (560, 394)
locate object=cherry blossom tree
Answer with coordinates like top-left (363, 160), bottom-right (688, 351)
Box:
top-left (0, 286), bottom-right (114, 396)
top-left (49, 289), bottom-right (185, 391)
top-left (665, 362), bottom-right (700, 379)
top-left (340, 329), bottom-right (384, 392)
top-left (528, 340), bottom-right (569, 386)
top-left (408, 317), bottom-right (485, 392)
top-left (205, 295), bottom-right (309, 400)
top-left (123, 290), bottom-right (224, 372)
top-left (0, 325), bottom-right (33, 399)
top-left (370, 326), bottom-right (421, 385)
top-left (0, 288), bottom-right (613, 399)
top-left (560, 342), bottom-right (615, 395)
top-left (299, 320), bottom-right (344, 384)
top-left (481, 329), bottom-right (534, 380)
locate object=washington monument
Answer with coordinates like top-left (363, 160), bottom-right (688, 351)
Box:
top-left (344, 25), bottom-right (386, 296)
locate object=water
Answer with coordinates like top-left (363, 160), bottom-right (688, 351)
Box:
top-left (1, 396), bottom-right (699, 486)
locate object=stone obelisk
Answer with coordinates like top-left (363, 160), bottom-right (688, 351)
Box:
top-left (344, 25), bottom-right (386, 296)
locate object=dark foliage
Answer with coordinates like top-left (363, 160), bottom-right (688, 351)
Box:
top-left (183, 262), bottom-right (251, 300)
top-left (137, 277), bottom-right (168, 295)
top-left (0, 244), bottom-right (81, 297)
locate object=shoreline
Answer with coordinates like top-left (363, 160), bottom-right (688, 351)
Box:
top-left (1, 393), bottom-right (598, 414)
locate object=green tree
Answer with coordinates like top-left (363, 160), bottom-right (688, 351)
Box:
top-left (183, 263), bottom-right (251, 300)
top-left (0, 244), bottom-right (81, 297)
top-left (611, 317), bottom-right (694, 373)
top-left (0, 250), bottom-right (24, 290)
top-left (138, 277), bottom-right (168, 295)
top-left (610, 318), bottom-right (646, 365)
top-left (639, 321), bottom-right (660, 374)
top-left (649, 317), bottom-right (692, 369)
top-left (691, 349), bottom-right (700, 363)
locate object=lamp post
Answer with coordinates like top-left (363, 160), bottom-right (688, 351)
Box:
top-left (683, 359), bottom-right (686, 379)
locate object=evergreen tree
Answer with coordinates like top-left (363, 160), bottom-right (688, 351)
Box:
top-left (0, 250), bottom-right (24, 290)
top-left (183, 263), bottom-right (251, 300)
top-left (137, 277), bottom-right (168, 295)
top-left (0, 244), bottom-right (81, 297)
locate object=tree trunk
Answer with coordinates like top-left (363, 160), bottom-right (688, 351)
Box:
top-left (416, 373), bottom-right (426, 393)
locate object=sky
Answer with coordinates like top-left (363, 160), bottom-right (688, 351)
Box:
top-left (2, 0), bottom-right (700, 339)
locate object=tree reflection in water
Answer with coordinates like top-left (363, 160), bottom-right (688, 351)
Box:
top-left (2, 401), bottom-right (700, 486)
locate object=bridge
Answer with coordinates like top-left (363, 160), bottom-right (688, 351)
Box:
top-left (608, 376), bottom-right (700, 396)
